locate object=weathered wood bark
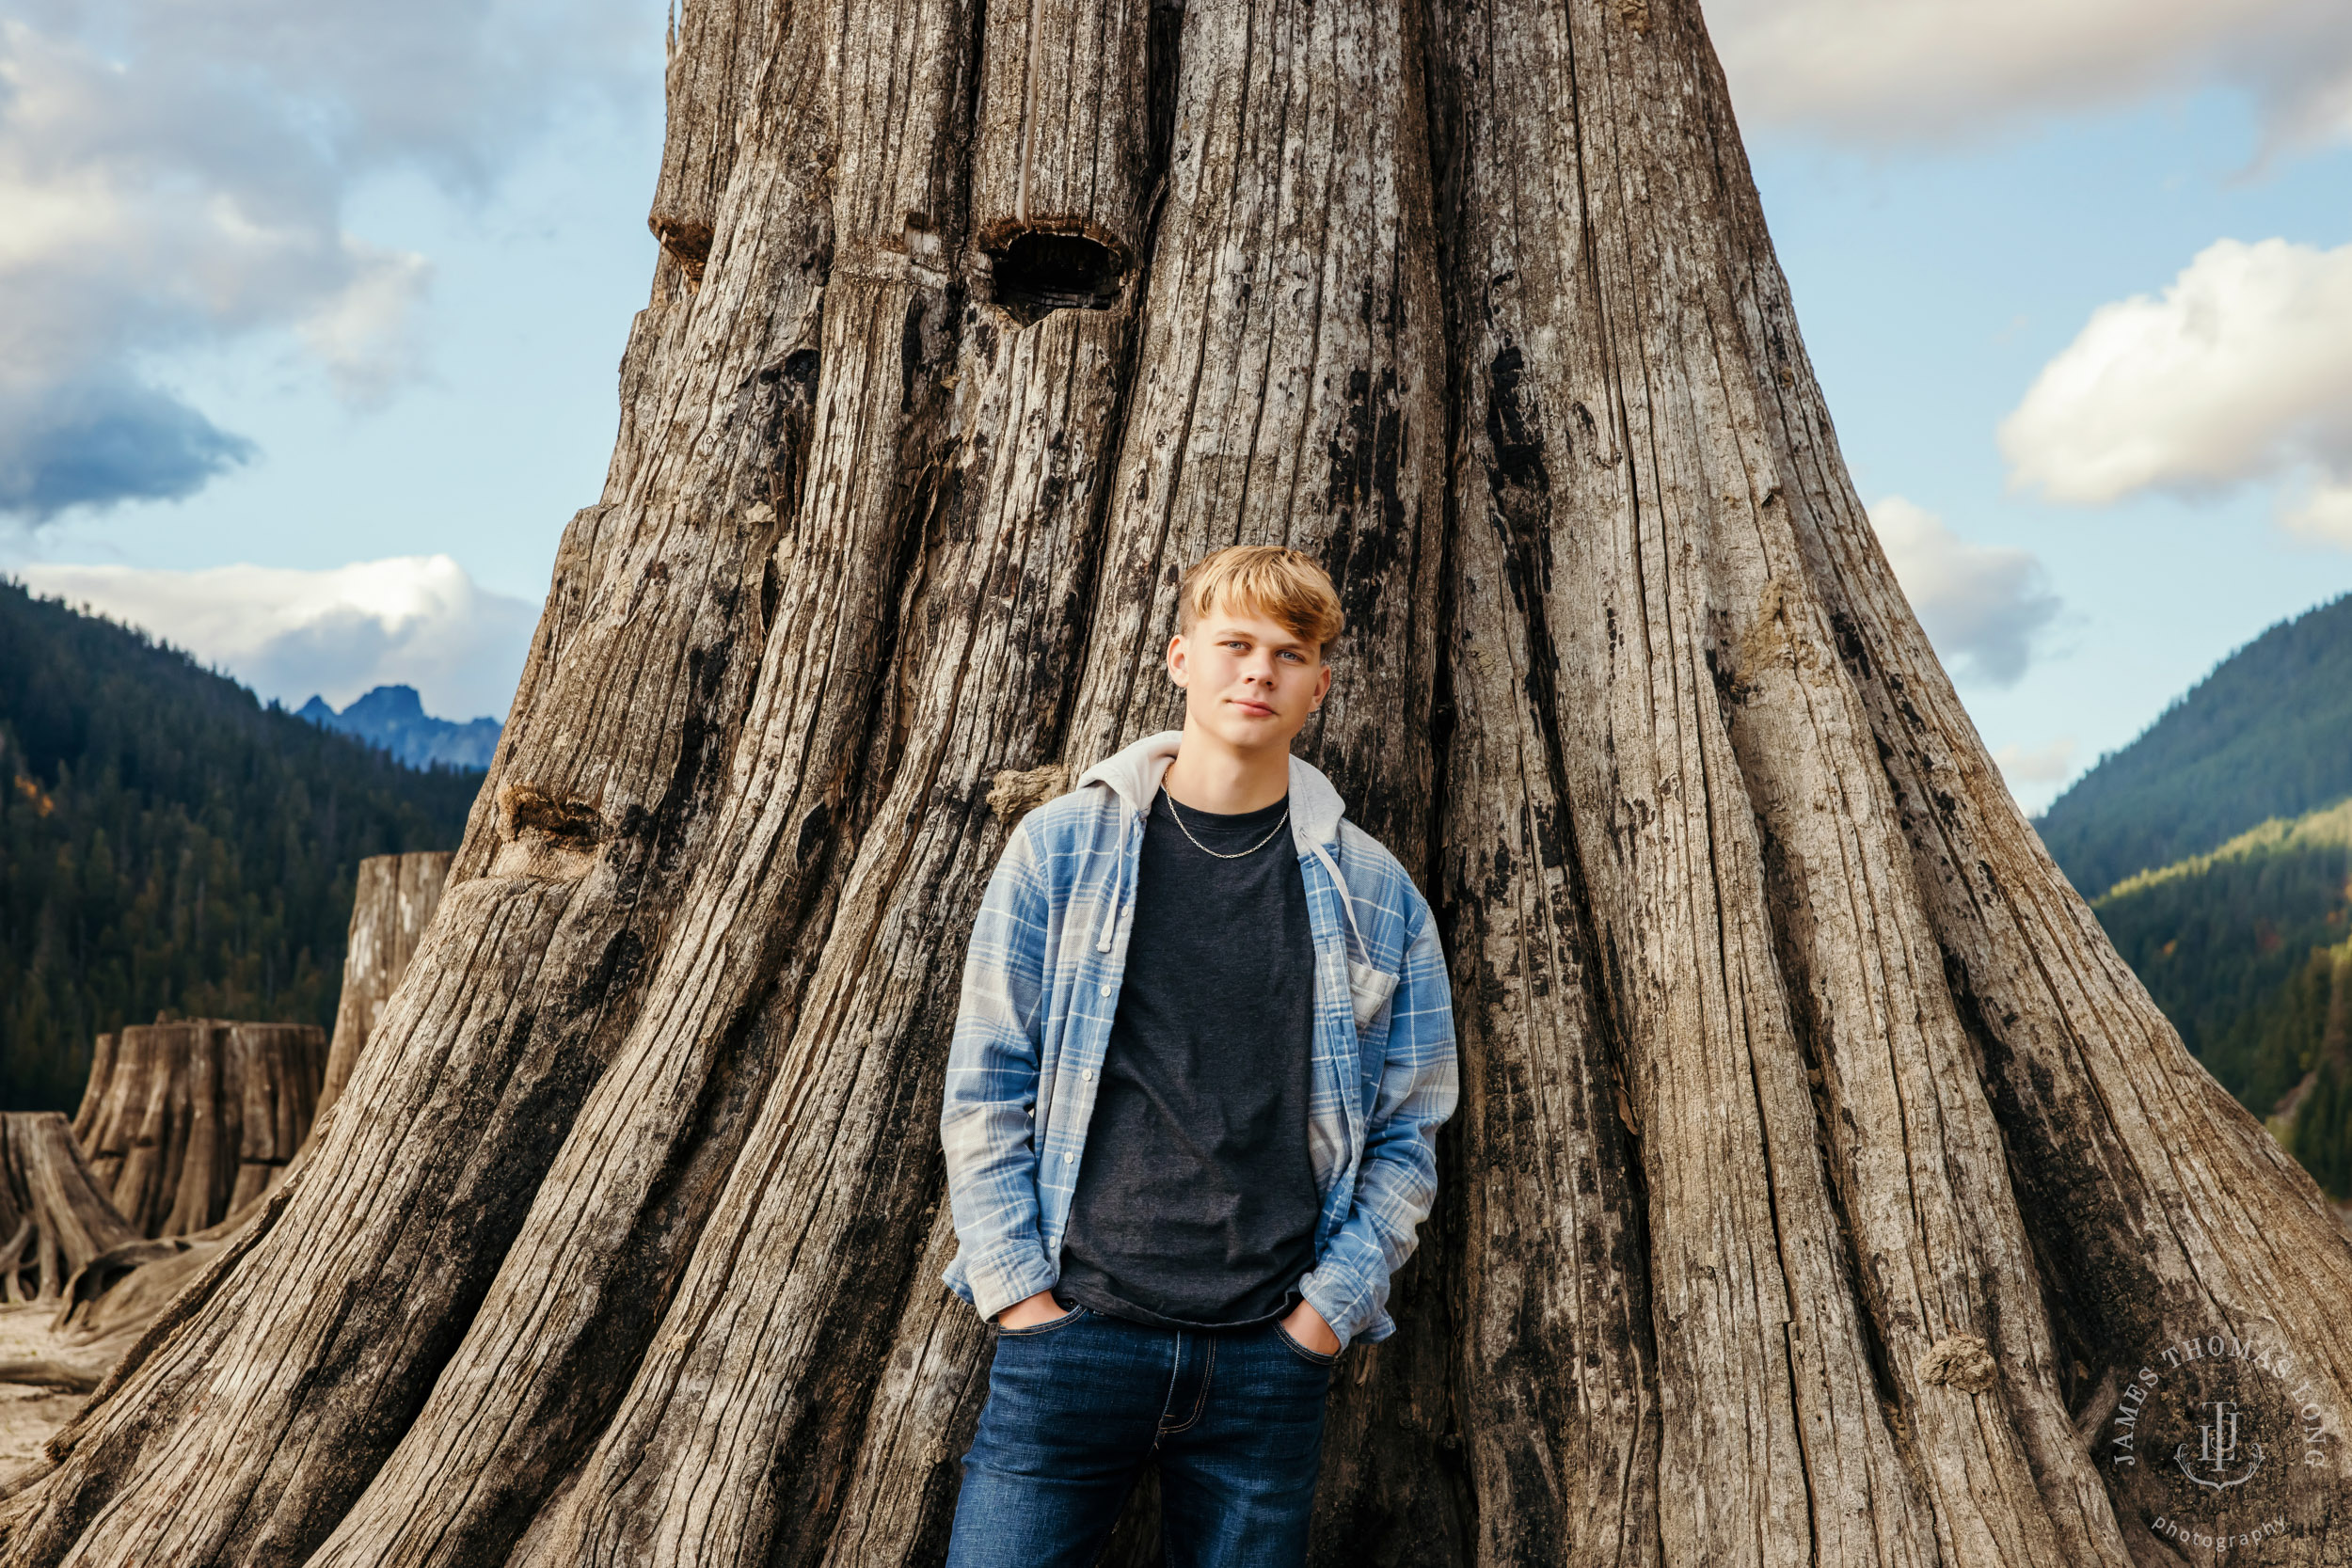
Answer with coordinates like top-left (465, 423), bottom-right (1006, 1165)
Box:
top-left (0, 1117), bottom-right (139, 1308)
top-left (72, 1022), bottom-right (328, 1238)
top-left (5, 0), bottom-right (2349, 1563)
top-left (316, 853), bottom-right (454, 1124)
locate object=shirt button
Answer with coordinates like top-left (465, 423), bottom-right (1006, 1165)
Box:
top-left (1081, 1069), bottom-right (1092, 1081)
top-left (1062, 1151), bottom-right (1074, 1164)
top-left (1099, 983), bottom-right (1112, 997)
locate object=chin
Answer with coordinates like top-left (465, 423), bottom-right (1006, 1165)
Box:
top-left (1186, 711), bottom-right (1248, 741)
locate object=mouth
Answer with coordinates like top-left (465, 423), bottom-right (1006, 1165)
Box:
top-left (1229, 697), bottom-right (1276, 718)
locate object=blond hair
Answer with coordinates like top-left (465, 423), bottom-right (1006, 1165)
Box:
top-left (1177, 546), bottom-right (1345, 656)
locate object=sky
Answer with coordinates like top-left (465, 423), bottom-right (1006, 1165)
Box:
top-left (3, 1), bottom-right (2350, 814)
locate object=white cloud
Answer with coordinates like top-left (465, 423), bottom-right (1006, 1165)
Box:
top-left (1997, 736), bottom-right (2081, 814)
top-left (299, 245), bottom-right (435, 408)
top-left (1706, 0), bottom-right (2352, 146)
top-left (12, 555), bottom-right (537, 721)
top-left (1869, 497), bottom-right (2062, 687)
top-left (1995, 737), bottom-right (2079, 785)
top-left (0, 0), bottom-right (653, 518)
top-left (2283, 479), bottom-right (2352, 547)
top-left (1998, 238), bottom-right (2352, 544)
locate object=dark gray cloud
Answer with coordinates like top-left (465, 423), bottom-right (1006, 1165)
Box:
top-left (0, 0), bottom-right (654, 522)
top-left (0, 374), bottom-right (257, 518)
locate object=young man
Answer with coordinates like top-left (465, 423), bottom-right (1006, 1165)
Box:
top-left (938, 546), bottom-right (1458, 1567)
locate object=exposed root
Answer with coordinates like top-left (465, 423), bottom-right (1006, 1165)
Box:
top-left (0, 1117), bottom-right (138, 1307)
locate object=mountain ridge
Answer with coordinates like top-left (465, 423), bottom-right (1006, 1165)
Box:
top-left (2036, 592), bottom-right (2352, 900)
top-left (297, 685), bottom-right (501, 771)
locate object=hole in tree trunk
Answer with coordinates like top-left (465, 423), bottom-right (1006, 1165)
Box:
top-left (985, 230), bottom-right (1124, 325)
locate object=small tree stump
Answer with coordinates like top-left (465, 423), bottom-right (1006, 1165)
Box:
top-left (64, 1037), bottom-right (114, 1153)
top-left (70, 1022), bottom-right (326, 1239)
top-left (316, 851), bottom-right (453, 1122)
top-left (0, 1117), bottom-right (138, 1306)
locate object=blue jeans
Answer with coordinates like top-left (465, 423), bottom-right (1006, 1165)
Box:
top-left (945, 1304), bottom-right (1336, 1568)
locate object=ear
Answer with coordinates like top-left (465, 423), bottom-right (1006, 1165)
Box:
top-left (1313, 660), bottom-right (1333, 707)
top-left (1167, 632), bottom-right (1189, 688)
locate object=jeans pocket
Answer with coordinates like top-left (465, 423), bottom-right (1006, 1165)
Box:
top-left (995, 1302), bottom-right (1088, 1338)
top-left (1273, 1321), bottom-right (1338, 1367)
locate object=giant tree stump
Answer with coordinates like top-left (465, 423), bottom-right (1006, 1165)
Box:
top-left (317, 852), bottom-right (454, 1123)
top-left (71, 1022), bottom-right (327, 1238)
top-left (6, 0), bottom-right (2352, 1561)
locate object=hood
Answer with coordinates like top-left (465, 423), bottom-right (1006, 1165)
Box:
top-left (1073, 729), bottom-right (1394, 1025)
top-left (1073, 730), bottom-right (1347, 852)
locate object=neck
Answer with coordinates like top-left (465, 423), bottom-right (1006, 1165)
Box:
top-left (1162, 716), bottom-right (1290, 814)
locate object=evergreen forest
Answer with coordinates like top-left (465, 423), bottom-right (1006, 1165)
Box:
top-left (2039, 591), bottom-right (2352, 900)
top-left (0, 581), bottom-right (480, 1111)
top-left (2090, 799), bottom-right (2352, 1202)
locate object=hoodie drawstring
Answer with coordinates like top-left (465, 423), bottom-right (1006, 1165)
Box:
top-left (1094, 801), bottom-right (1131, 953)
top-left (1310, 839), bottom-right (1368, 967)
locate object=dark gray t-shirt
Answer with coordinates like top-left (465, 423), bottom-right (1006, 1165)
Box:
top-left (1056, 786), bottom-right (1321, 1329)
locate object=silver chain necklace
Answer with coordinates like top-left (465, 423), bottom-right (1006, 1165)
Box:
top-left (1163, 789), bottom-right (1290, 859)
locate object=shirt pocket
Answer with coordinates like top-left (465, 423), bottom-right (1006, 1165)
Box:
top-left (1345, 958), bottom-right (1398, 1033)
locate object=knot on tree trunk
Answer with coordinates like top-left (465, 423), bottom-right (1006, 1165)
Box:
top-left (493, 786), bottom-right (606, 881)
top-left (650, 214), bottom-right (714, 284)
top-left (1920, 1335), bottom-right (1998, 1394)
top-left (987, 764), bottom-right (1073, 829)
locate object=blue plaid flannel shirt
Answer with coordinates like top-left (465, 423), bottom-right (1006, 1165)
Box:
top-left (939, 733), bottom-right (1458, 1350)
